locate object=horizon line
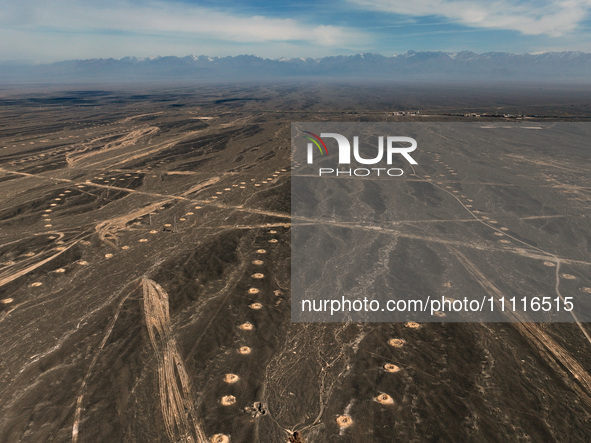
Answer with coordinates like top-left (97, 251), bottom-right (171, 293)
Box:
top-left (2, 50), bottom-right (591, 65)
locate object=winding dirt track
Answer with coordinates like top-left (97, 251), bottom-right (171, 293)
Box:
top-left (67, 127), bottom-right (160, 167)
top-left (142, 278), bottom-right (207, 443)
top-left (0, 238), bottom-right (79, 288)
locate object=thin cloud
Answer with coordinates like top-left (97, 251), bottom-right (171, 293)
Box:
top-left (349, 0), bottom-right (591, 36)
top-left (0, 0), bottom-right (367, 59)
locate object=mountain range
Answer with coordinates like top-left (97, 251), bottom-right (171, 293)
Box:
top-left (2, 51), bottom-right (591, 84)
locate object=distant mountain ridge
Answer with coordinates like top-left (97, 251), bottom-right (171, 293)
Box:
top-left (2, 51), bottom-right (591, 83)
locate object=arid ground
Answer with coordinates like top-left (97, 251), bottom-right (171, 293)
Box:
top-left (0, 83), bottom-right (590, 442)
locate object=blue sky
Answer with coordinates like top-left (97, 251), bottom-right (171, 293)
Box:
top-left (1, 0), bottom-right (591, 61)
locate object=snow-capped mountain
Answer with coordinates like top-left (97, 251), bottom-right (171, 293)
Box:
top-left (2, 51), bottom-right (590, 83)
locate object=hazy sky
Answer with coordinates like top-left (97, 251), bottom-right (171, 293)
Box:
top-left (1, 0), bottom-right (591, 62)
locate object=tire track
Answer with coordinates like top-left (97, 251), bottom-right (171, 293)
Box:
top-left (71, 284), bottom-right (138, 443)
top-left (452, 248), bottom-right (591, 407)
top-left (142, 278), bottom-right (206, 443)
top-left (68, 127), bottom-right (160, 167)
